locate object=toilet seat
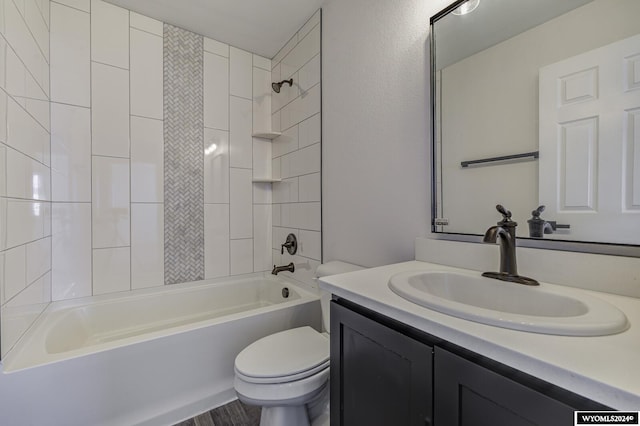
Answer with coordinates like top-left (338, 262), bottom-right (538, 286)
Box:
top-left (234, 326), bottom-right (329, 384)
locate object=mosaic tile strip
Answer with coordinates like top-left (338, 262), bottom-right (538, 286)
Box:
top-left (163, 24), bottom-right (205, 284)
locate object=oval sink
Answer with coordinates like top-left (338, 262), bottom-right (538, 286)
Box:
top-left (388, 270), bottom-right (628, 336)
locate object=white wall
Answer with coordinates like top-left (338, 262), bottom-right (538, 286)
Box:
top-left (321, 0), bottom-right (450, 267)
top-left (0, 0), bottom-right (52, 358)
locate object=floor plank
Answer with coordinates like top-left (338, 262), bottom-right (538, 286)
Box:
top-left (174, 399), bottom-right (261, 426)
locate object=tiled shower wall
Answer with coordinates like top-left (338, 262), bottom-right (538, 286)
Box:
top-left (0, 0), bottom-right (52, 358)
top-left (48, 2), bottom-right (323, 300)
top-left (270, 12), bottom-right (322, 286)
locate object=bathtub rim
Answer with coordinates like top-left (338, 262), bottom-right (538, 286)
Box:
top-left (2, 272), bottom-right (320, 373)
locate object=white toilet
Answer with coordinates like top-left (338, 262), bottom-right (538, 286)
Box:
top-left (233, 261), bottom-right (363, 426)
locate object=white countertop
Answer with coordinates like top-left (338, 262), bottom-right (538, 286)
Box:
top-left (319, 260), bottom-right (640, 410)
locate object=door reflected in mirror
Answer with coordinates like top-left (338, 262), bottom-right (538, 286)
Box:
top-left (431, 0), bottom-right (640, 246)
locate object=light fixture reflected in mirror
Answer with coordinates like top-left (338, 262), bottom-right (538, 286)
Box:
top-left (452, 0), bottom-right (480, 16)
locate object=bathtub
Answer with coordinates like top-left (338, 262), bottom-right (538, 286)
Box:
top-left (0, 273), bottom-right (322, 426)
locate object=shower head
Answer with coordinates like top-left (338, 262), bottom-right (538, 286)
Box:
top-left (272, 79), bottom-right (293, 93)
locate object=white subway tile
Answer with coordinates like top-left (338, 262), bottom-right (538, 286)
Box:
top-left (130, 116), bottom-right (163, 203)
top-left (253, 182), bottom-right (272, 205)
top-left (130, 11), bottom-right (162, 36)
top-left (42, 201), bottom-right (50, 236)
top-left (91, 0), bottom-right (129, 69)
top-left (273, 125), bottom-right (298, 158)
top-left (5, 43), bottom-right (27, 103)
top-left (271, 110), bottom-right (281, 133)
top-left (25, 0), bottom-right (49, 61)
top-left (253, 205), bottom-right (272, 272)
top-left (229, 96), bottom-right (252, 169)
top-left (25, 97), bottom-right (49, 132)
top-left (0, 145), bottom-right (6, 197)
top-left (51, 103), bottom-right (91, 202)
top-left (50, 2), bottom-right (90, 106)
top-left (204, 52), bottom-right (229, 131)
top-left (229, 47), bottom-right (252, 99)
top-left (272, 204), bottom-right (281, 227)
top-left (280, 24), bottom-right (320, 78)
top-left (253, 54), bottom-right (271, 71)
top-left (5, 200), bottom-right (44, 248)
top-left (293, 143), bottom-right (320, 176)
top-left (92, 156), bottom-right (130, 248)
top-left (1, 273), bottom-right (50, 357)
top-left (91, 62), bottom-right (129, 157)
top-left (204, 203), bottom-right (229, 279)
top-left (299, 230), bottom-right (321, 261)
top-left (130, 28), bottom-right (163, 120)
top-left (52, 0), bottom-right (89, 12)
top-left (204, 128), bottom-right (229, 204)
top-left (273, 178), bottom-right (298, 204)
top-left (253, 67), bottom-right (271, 132)
top-left (51, 202), bottom-right (91, 300)
top-left (298, 54), bottom-right (320, 92)
top-left (92, 247), bottom-right (130, 295)
top-left (0, 199), bottom-right (5, 250)
top-left (131, 203), bottom-right (164, 289)
top-left (230, 168), bottom-right (252, 239)
top-left (280, 84), bottom-right (320, 130)
top-left (299, 172), bottom-right (321, 202)
top-left (252, 137), bottom-right (271, 180)
top-left (230, 239), bottom-right (253, 275)
top-left (26, 236), bottom-right (50, 284)
top-left (271, 64), bottom-right (282, 112)
top-left (36, 0), bottom-right (50, 28)
top-left (282, 202), bottom-right (321, 231)
top-left (204, 37), bottom-right (228, 57)
top-left (4, 0), bottom-right (48, 94)
top-left (298, 10), bottom-right (320, 40)
top-left (6, 147), bottom-right (50, 201)
top-left (272, 33), bottom-right (298, 67)
top-left (3, 245), bottom-right (27, 302)
top-left (299, 113), bottom-right (321, 149)
top-left (6, 95), bottom-right (49, 164)
top-left (271, 157), bottom-right (281, 180)
top-left (0, 91), bottom-right (7, 144)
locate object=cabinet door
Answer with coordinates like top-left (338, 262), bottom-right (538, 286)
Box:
top-left (435, 347), bottom-right (579, 426)
top-left (330, 301), bottom-right (433, 426)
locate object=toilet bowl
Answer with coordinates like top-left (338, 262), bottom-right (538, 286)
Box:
top-left (233, 261), bottom-right (364, 426)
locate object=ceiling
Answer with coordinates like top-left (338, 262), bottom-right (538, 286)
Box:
top-left (104, 0), bottom-right (325, 58)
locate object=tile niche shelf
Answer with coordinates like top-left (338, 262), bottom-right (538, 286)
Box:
top-left (252, 131), bottom-right (282, 140)
top-left (252, 177), bottom-right (282, 183)
top-left (252, 131), bottom-right (281, 182)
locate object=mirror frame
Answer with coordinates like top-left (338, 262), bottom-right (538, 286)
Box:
top-left (429, 0), bottom-right (640, 258)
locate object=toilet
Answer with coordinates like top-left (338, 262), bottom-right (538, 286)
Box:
top-left (233, 261), bottom-right (364, 426)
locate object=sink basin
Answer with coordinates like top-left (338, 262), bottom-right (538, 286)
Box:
top-left (388, 270), bottom-right (628, 336)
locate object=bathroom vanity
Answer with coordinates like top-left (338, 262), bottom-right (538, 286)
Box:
top-left (319, 261), bottom-right (640, 425)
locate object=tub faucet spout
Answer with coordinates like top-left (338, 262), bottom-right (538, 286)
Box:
top-left (272, 262), bottom-right (295, 275)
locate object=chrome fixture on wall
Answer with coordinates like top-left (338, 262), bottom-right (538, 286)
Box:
top-left (272, 78), bottom-right (293, 93)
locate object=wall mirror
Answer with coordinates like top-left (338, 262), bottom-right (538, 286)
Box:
top-left (431, 0), bottom-right (640, 254)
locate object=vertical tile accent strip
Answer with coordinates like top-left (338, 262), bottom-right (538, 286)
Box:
top-left (163, 24), bottom-right (204, 284)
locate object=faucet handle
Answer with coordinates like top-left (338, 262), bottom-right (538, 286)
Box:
top-left (531, 205), bottom-right (545, 218)
top-left (496, 204), bottom-right (512, 220)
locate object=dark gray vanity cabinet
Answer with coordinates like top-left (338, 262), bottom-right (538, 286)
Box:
top-left (331, 299), bottom-right (609, 426)
top-left (435, 347), bottom-right (580, 426)
top-left (330, 301), bottom-right (434, 426)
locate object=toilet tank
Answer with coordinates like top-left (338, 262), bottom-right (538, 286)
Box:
top-left (315, 261), bottom-right (364, 332)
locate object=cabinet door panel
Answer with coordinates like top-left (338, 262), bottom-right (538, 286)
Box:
top-left (435, 347), bottom-right (575, 426)
top-left (331, 301), bottom-right (433, 426)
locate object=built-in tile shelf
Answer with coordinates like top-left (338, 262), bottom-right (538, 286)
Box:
top-left (252, 131), bottom-right (281, 140)
top-left (252, 177), bottom-right (282, 183)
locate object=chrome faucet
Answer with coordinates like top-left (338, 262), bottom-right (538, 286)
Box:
top-left (272, 262), bottom-right (295, 275)
top-left (482, 205), bottom-right (539, 286)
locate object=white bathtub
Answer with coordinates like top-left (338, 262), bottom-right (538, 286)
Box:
top-left (0, 274), bottom-right (322, 426)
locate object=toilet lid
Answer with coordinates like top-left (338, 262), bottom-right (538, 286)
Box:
top-left (235, 326), bottom-right (329, 381)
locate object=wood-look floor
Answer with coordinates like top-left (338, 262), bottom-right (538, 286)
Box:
top-left (174, 399), bottom-right (261, 426)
